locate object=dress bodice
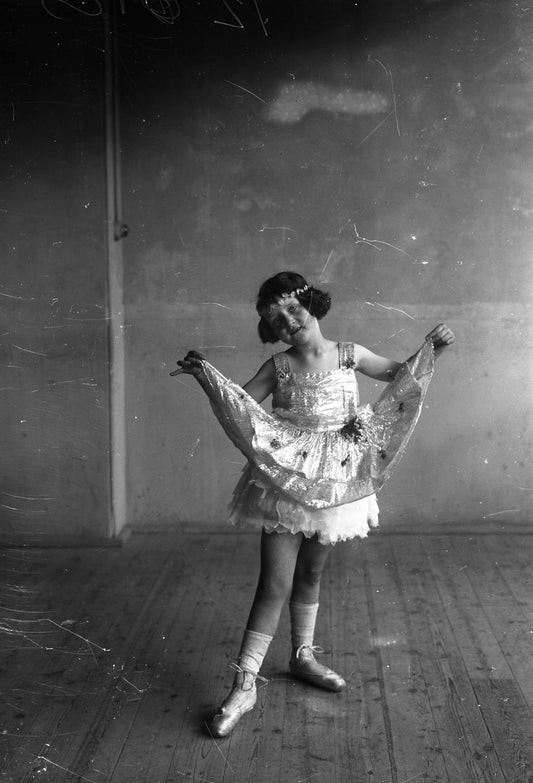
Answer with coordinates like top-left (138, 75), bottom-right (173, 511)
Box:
top-left (272, 343), bottom-right (359, 431)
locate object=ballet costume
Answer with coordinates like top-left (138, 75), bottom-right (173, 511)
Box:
top-left (195, 338), bottom-right (434, 736)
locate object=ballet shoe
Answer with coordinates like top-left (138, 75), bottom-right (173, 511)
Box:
top-left (208, 670), bottom-right (258, 738)
top-left (289, 645), bottom-right (346, 692)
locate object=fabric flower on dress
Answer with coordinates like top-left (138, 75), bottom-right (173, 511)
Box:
top-left (339, 414), bottom-right (370, 444)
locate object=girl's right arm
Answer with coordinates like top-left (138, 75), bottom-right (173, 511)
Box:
top-left (172, 351), bottom-right (276, 404)
top-left (242, 358), bottom-right (277, 403)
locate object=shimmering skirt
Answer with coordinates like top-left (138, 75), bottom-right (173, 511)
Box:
top-left (196, 340), bottom-right (434, 545)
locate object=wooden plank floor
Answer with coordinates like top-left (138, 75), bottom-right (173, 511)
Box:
top-left (1, 530), bottom-right (533, 783)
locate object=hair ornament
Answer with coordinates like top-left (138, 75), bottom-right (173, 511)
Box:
top-left (281, 284), bottom-right (310, 298)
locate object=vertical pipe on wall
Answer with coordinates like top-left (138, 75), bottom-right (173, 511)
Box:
top-left (104, 1), bottom-right (127, 537)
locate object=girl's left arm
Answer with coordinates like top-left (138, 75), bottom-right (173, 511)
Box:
top-left (424, 323), bottom-right (456, 357)
top-left (355, 323), bottom-right (455, 382)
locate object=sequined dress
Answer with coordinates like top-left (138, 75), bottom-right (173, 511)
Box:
top-left (196, 339), bottom-right (434, 546)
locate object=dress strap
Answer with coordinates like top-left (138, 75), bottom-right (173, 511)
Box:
top-left (272, 352), bottom-right (290, 382)
top-left (338, 342), bottom-right (357, 370)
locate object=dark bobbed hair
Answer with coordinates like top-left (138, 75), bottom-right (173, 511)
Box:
top-left (256, 271), bottom-right (331, 344)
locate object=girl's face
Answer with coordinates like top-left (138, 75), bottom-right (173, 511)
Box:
top-left (262, 296), bottom-right (315, 345)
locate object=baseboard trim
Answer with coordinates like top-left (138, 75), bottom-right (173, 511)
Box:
top-left (2, 520), bottom-right (531, 548)
top-left (0, 535), bottom-right (123, 549)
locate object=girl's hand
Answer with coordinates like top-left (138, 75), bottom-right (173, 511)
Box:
top-left (426, 324), bottom-right (455, 349)
top-left (170, 350), bottom-right (206, 377)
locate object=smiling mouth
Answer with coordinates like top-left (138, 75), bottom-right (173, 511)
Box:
top-left (289, 327), bottom-right (302, 335)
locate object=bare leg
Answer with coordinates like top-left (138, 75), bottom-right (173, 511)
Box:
top-left (290, 534), bottom-right (333, 604)
top-left (289, 535), bottom-right (346, 692)
top-left (246, 529), bottom-right (303, 636)
top-left (209, 530), bottom-right (303, 737)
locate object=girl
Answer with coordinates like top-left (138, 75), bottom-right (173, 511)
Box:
top-left (171, 271), bottom-right (455, 738)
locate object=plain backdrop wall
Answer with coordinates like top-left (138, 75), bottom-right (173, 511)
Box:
top-left (119, 0), bottom-right (533, 531)
top-left (1, 5), bottom-right (111, 545)
top-left (1, 0), bottom-right (531, 544)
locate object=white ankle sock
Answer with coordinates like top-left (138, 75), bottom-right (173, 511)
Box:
top-left (238, 629), bottom-right (273, 675)
top-left (290, 601), bottom-right (319, 648)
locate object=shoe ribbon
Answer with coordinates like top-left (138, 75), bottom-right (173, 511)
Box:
top-left (295, 644), bottom-right (327, 659)
top-left (229, 662), bottom-right (268, 688)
